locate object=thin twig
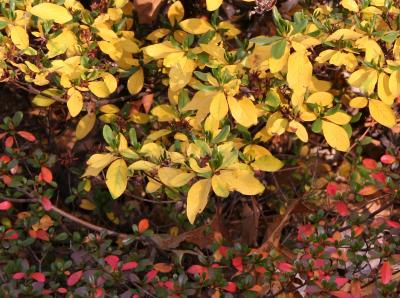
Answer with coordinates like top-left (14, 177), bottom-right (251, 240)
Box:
top-left (1, 196), bottom-right (128, 238)
top-left (336, 198), bottom-right (395, 233)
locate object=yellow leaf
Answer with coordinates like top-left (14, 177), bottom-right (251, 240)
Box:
top-left (349, 96), bottom-right (368, 108)
top-left (179, 18), bottom-right (213, 35)
top-left (287, 51), bottom-right (312, 94)
top-left (211, 174), bottom-right (229, 198)
top-left (227, 96), bottom-right (258, 127)
top-left (348, 68), bottom-right (378, 95)
top-left (143, 42), bottom-right (182, 60)
top-left (220, 170), bottom-right (265, 195)
top-left (46, 29), bottom-right (78, 58)
top-left (307, 92), bottom-right (334, 106)
top-left (267, 118), bottom-right (288, 135)
top-left (341, 0), bottom-right (359, 12)
top-left (369, 99), bottom-right (396, 128)
top-left (139, 143), bottom-right (164, 160)
top-left (79, 199), bottom-right (97, 211)
top-left (158, 167), bottom-right (195, 188)
top-left (88, 154), bottom-right (114, 168)
top-left (251, 155), bottom-right (284, 172)
top-left (206, 0), bottom-right (223, 11)
top-left (103, 73), bottom-right (118, 94)
top-left (146, 28), bottom-right (171, 42)
top-left (127, 68), bottom-right (144, 95)
top-left (118, 133), bottom-right (128, 151)
top-left (151, 104), bottom-right (179, 122)
top-left (169, 57), bottom-right (196, 91)
top-left (243, 144), bottom-right (271, 160)
top-left (30, 3), bottom-right (73, 24)
top-left (389, 71), bottom-right (400, 97)
top-left (316, 49), bottom-right (336, 63)
top-left (89, 74), bottom-right (117, 98)
top-left (10, 26), bottom-right (29, 50)
top-left (210, 92), bottom-right (228, 120)
top-left (86, 153), bottom-right (116, 172)
top-left (32, 89), bottom-right (59, 107)
top-left (186, 179), bottom-right (211, 224)
top-left (168, 1), bottom-right (184, 25)
top-left (128, 160), bottom-right (158, 171)
top-left (269, 44), bottom-right (290, 74)
top-left (181, 90), bottom-right (214, 127)
top-left (324, 111), bottom-right (351, 125)
top-left (146, 178), bottom-right (162, 193)
top-left (106, 159), bottom-right (128, 199)
top-left (146, 129), bottom-right (171, 141)
top-left (356, 37), bottom-right (384, 66)
top-left (189, 158), bottom-right (212, 174)
top-left (394, 38), bottom-right (400, 60)
top-left (329, 52), bottom-right (358, 72)
top-left (322, 120), bottom-right (350, 152)
top-left (326, 29), bottom-right (363, 42)
top-left (100, 104), bottom-right (120, 114)
top-left (67, 88), bottom-right (83, 117)
top-left (288, 120), bottom-right (308, 142)
top-left (378, 72), bottom-right (395, 105)
top-left (76, 113), bottom-right (96, 140)
top-left (200, 43), bottom-right (227, 64)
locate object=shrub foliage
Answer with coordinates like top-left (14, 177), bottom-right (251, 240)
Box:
top-left (1, 0), bottom-right (400, 297)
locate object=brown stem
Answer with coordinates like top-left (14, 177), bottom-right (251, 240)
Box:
top-left (2, 197), bottom-right (129, 238)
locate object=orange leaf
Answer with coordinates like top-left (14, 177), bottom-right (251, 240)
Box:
top-left (335, 201), bottom-right (349, 216)
top-left (5, 136), bottom-right (14, 148)
top-left (142, 93), bottom-right (154, 113)
top-left (350, 280), bottom-right (361, 298)
top-left (138, 218), bottom-right (150, 233)
top-left (17, 131), bottom-right (36, 142)
top-left (362, 158), bottom-right (377, 170)
top-left (358, 185), bottom-right (378, 196)
top-left (154, 262), bottom-right (173, 273)
top-left (1, 175), bottom-right (12, 186)
top-left (381, 261), bottom-right (392, 285)
top-left (40, 166), bottom-right (53, 183)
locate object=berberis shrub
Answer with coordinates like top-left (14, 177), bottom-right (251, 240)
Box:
top-left (0, 0), bottom-right (400, 297)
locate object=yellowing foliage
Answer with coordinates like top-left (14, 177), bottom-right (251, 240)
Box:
top-left (1, 0), bottom-right (399, 223)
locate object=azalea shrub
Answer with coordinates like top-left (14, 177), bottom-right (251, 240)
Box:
top-left (1, 0), bottom-right (400, 296)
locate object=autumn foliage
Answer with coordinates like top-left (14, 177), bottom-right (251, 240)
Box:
top-left (1, 0), bottom-right (400, 297)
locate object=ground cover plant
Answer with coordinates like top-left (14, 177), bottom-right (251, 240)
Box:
top-left (1, 0), bottom-right (400, 296)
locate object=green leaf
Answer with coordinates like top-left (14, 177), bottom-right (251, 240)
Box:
top-left (178, 89), bottom-right (190, 111)
top-left (212, 125), bottom-right (230, 144)
top-left (271, 39), bottom-right (287, 59)
top-left (102, 125), bottom-right (114, 146)
top-left (12, 111), bottom-right (23, 127)
top-left (250, 35), bottom-right (282, 45)
top-left (293, 11), bottom-right (308, 33)
top-left (129, 128), bottom-right (138, 147)
top-left (311, 118), bottom-right (322, 133)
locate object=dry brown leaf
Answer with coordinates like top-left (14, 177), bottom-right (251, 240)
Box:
top-left (134, 0), bottom-right (163, 24)
top-left (240, 199), bottom-right (260, 246)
